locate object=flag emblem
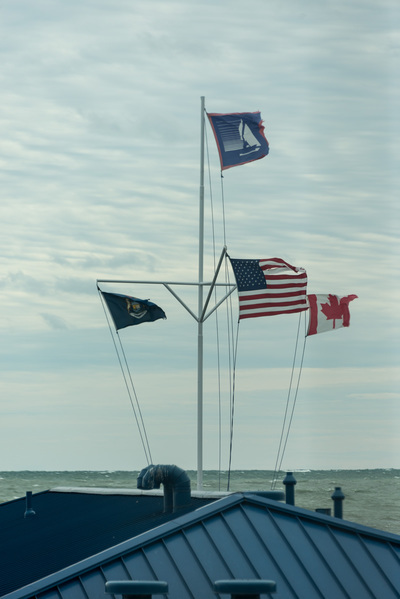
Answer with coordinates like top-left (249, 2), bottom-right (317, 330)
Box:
top-left (207, 111), bottom-right (269, 170)
top-left (126, 298), bottom-right (148, 319)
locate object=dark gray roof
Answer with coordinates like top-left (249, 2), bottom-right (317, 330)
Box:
top-left (0, 488), bottom-right (215, 597)
top-left (3, 491), bottom-right (400, 599)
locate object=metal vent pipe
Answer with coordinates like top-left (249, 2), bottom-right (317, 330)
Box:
top-left (137, 465), bottom-right (191, 512)
top-left (331, 486), bottom-right (345, 518)
top-left (24, 491), bottom-right (36, 518)
top-left (283, 472), bottom-right (297, 506)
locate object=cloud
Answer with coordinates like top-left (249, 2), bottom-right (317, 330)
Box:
top-left (0, 0), bottom-right (398, 470)
top-left (40, 313), bottom-right (68, 330)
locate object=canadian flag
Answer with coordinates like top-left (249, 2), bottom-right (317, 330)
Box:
top-left (307, 294), bottom-right (358, 336)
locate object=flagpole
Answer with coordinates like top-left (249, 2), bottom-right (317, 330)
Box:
top-left (197, 96), bottom-right (205, 490)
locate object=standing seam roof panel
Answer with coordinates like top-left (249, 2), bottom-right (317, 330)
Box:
top-left (101, 559), bottom-right (130, 583)
top-left (181, 522), bottom-right (233, 583)
top-left (52, 580), bottom-right (86, 599)
top-left (243, 504), bottom-right (297, 597)
top-left (301, 521), bottom-right (368, 598)
top-left (223, 505), bottom-right (294, 595)
top-left (272, 512), bottom-right (354, 599)
top-left (202, 511), bottom-right (260, 579)
top-left (226, 506), bottom-right (323, 597)
top-left (81, 569), bottom-right (107, 599)
top-left (247, 506), bottom-right (322, 597)
top-left (164, 531), bottom-right (215, 596)
top-left (362, 537), bottom-right (400, 584)
top-left (36, 590), bottom-right (61, 599)
top-left (333, 531), bottom-right (400, 598)
top-left (140, 540), bottom-right (193, 599)
top-left (122, 549), bottom-right (159, 581)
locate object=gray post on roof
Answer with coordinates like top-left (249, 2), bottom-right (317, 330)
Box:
top-left (105, 581), bottom-right (168, 599)
top-left (24, 491), bottom-right (36, 518)
top-left (283, 472), bottom-right (297, 506)
top-left (214, 580), bottom-right (277, 598)
top-left (331, 486), bottom-right (345, 518)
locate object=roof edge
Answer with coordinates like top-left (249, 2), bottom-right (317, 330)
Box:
top-left (50, 486), bottom-right (231, 499)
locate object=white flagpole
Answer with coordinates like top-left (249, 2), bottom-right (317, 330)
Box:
top-left (197, 96), bottom-right (205, 490)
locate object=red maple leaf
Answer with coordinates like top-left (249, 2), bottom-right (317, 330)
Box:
top-left (321, 295), bottom-right (346, 329)
top-left (320, 294), bottom-right (357, 329)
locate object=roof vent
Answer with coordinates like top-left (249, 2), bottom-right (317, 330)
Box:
top-left (331, 486), bottom-right (345, 518)
top-left (283, 472), bottom-right (297, 505)
top-left (137, 464), bottom-right (191, 513)
top-left (24, 491), bottom-right (36, 518)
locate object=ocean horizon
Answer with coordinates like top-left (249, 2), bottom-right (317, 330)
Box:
top-left (1, 468), bottom-right (399, 535)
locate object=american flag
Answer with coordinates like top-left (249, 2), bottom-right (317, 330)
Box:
top-left (230, 257), bottom-right (308, 320)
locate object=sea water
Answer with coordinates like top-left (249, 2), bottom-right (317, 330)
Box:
top-left (0, 469), bottom-right (399, 535)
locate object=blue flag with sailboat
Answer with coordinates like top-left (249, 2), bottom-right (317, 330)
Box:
top-left (207, 111), bottom-right (269, 170)
top-left (101, 291), bottom-right (166, 330)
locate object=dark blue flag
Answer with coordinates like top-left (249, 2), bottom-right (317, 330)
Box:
top-left (207, 111), bottom-right (269, 170)
top-left (101, 291), bottom-right (166, 330)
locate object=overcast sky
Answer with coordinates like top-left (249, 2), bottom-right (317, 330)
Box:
top-left (1, 0), bottom-right (399, 475)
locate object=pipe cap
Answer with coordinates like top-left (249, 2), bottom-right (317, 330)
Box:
top-left (214, 580), bottom-right (277, 595)
top-left (105, 581), bottom-right (168, 595)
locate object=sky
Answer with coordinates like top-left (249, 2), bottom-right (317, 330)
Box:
top-left (1, 0), bottom-right (399, 476)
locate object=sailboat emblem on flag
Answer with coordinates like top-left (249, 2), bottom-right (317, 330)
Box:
top-left (240, 122), bottom-right (260, 156)
top-left (207, 111), bottom-right (269, 170)
top-left (220, 118), bottom-right (261, 156)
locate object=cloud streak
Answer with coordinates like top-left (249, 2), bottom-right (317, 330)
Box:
top-left (0, 0), bottom-right (398, 471)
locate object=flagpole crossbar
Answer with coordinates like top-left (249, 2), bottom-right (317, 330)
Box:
top-left (200, 246), bottom-right (228, 321)
top-left (163, 284), bottom-right (199, 322)
top-left (96, 247), bottom-right (237, 326)
top-left (96, 279), bottom-right (234, 287)
top-left (96, 271), bottom-right (237, 324)
top-left (202, 285), bottom-right (237, 322)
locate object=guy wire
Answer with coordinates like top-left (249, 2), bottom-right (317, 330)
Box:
top-left (97, 287), bottom-right (152, 465)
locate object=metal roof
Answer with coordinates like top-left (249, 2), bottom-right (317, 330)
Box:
top-left (2, 491), bottom-right (399, 599)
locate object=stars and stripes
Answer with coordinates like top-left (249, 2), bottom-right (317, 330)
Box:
top-left (229, 257), bottom-right (308, 320)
